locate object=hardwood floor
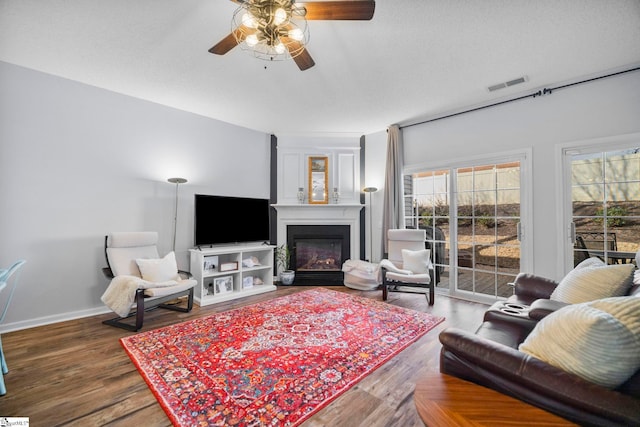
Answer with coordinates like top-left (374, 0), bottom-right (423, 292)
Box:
top-left (0, 286), bottom-right (487, 426)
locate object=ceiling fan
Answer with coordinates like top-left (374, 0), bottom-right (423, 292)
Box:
top-left (209, 0), bottom-right (376, 71)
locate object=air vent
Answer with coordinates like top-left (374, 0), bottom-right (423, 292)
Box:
top-left (488, 82), bottom-right (506, 92)
top-left (487, 76), bottom-right (528, 92)
top-left (506, 77), bottom-right (527, 87)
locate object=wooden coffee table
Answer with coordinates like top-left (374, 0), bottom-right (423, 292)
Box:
top-left (414, 373), bottom-right (576, 426)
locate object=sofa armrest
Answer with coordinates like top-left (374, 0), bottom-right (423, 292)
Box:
top-left (439, 327), bottom-right (640, 425)
top-left (529, 299), bottom-right (568, 321)
top-left (513, 273), bottom-right (559, 301)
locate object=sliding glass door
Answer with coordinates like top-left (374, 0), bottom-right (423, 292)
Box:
top-left (455, 162), bottom-right (522, 299)
top-left (405, 152), bottom-right (530, 302)
top-left (565, 143), bottom-right (640, 269)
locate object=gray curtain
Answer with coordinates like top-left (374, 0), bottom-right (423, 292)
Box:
top-left (381, 124), bottom-right (404, 255)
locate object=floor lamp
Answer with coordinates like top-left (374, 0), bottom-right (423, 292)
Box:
top-left (168, 177), bottom-right (187, 252)
top-left (363, 187), bottom-right (378, 262)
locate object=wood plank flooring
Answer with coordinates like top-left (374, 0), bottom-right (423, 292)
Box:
top-left (0, 286), bottom-right (487, 426)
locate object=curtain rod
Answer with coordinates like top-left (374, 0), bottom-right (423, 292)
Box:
top-left (400, 66), bottom-right (640, 130)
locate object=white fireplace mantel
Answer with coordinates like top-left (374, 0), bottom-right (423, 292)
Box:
top-left (272, 204), bottom-right (364, 262)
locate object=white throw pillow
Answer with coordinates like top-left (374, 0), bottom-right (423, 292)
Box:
top-left (574, 256), bottom-right (605, 270)
top-left (550, 262), bottom-right (634, 304)
top-left (519, 296), bottom-right (640, 389)
top-left (136, 251), bottom-right (179, 282)
top-left (401, 249), bottom-right (431, 274)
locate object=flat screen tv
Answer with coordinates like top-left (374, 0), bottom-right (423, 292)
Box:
top-left (194, 194), bottom-right (271, 246)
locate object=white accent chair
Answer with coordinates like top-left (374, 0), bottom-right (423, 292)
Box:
top-left (101, 232), bottom-right (196, 331)
top-left (379, 229), bottom-right (435, 305)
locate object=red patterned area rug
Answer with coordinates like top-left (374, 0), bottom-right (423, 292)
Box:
top-left (120, 288), bottom-right (444, 426)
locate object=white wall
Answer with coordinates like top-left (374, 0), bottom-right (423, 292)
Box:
top-left (363, 130), bottom-right (386, 262)
top-left (0, 61), bottom-right (270, 331)
top-left (365, 69), bottom-right (640, 280)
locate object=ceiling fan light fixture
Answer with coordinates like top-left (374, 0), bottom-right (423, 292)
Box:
top-left (232, 0), bottom-right (309, 62)
top-left (211, 0), bottom-right (375, 71)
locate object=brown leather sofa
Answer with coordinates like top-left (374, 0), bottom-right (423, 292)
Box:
top-left (439, 272), bottom-right (640, 426)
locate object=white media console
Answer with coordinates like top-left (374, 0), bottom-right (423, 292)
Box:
top-left (189, 244), bottom-right (276, 306)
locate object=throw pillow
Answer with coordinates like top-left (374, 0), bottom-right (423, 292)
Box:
top-left (573, 256), bottom-right (605, 270)
top-left (550, 262), bottom-right (634, 304)
top-left (136, 251), bottom-right (179, 282)
top-left (401, 249), bottom-right (431, 274)
top-left (519, 296), bottom-right (640, 389)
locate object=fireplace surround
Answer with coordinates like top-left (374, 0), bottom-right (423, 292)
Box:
top-left (273, 204), bottom-right (363, 284)
top-left (287, 225), bottom-right (350, 283)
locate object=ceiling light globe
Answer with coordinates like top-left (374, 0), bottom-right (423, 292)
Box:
top-left (274, 8), bottom-right (287, 25)
top-left (241, 12), bottom-right (257, 28)
top-left (288, 28), bottom-right (304, 41)
top-left (246, 34), bottom-right (259, 47)
top-left (274, 41), bottom-right (286, 54)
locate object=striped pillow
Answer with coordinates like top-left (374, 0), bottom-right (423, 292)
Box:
top-left (550, 262), bottom-right (634, 304)
top-left (520, 297), bottom-right (640, 388)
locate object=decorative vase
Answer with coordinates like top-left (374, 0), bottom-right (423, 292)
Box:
top-left (297, 188), bottom-right (305, 204)
top-left (280, 270), bottom-right (295, 285)
top-left (332, 187), bottom-right (340, 204)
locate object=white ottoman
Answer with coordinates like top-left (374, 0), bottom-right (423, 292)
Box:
top-left (342, 259), bottom-right (381, 290)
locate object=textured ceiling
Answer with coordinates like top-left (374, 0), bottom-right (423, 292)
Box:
top-left (1, 0), bottom-right (639, 135)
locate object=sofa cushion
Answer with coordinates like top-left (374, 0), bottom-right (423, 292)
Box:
top-left (550, 259), bottom-right (634, 304)
top-left (136, 251), bottom-right (179, 282)
top-left (519, 296), bottom-right (640, 389)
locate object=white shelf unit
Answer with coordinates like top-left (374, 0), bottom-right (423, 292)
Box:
top-left (189, 244), bottom-right (276, 306)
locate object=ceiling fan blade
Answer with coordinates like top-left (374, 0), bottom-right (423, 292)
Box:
top-left (209, 29), bottom-right (246, 55)
top-left (292, 48), bottom-right (315, 71)
top-left (281, 37), bottom-right (315, 71)
top-left (301, 1), bottom-right (375, 20)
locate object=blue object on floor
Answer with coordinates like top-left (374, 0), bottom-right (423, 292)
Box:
top-left (0, 259), bottom-right (26, 396)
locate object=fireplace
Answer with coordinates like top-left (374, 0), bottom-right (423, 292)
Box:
top-left (287, 225), bottom-right (350, 283)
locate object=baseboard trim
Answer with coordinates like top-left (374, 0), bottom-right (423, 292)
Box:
top-left (0, 306), bottom-right (111, 334)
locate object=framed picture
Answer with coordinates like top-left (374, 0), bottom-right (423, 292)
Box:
top-left (203, 255), bottom-right (218, 272)
top-left (203, 278), bottom-right (215, 296)
top-left (308, 156), bottom-right (328, 204)
top-left (220, 261), bottom-right (238, 272)
top-left (214, 276), bottom-right (233, 294)
top-left (243, 276), bottom-right (253, 289)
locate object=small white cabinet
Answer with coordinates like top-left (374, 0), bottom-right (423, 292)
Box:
top-left (189, 244), bottom-right (276, 306)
